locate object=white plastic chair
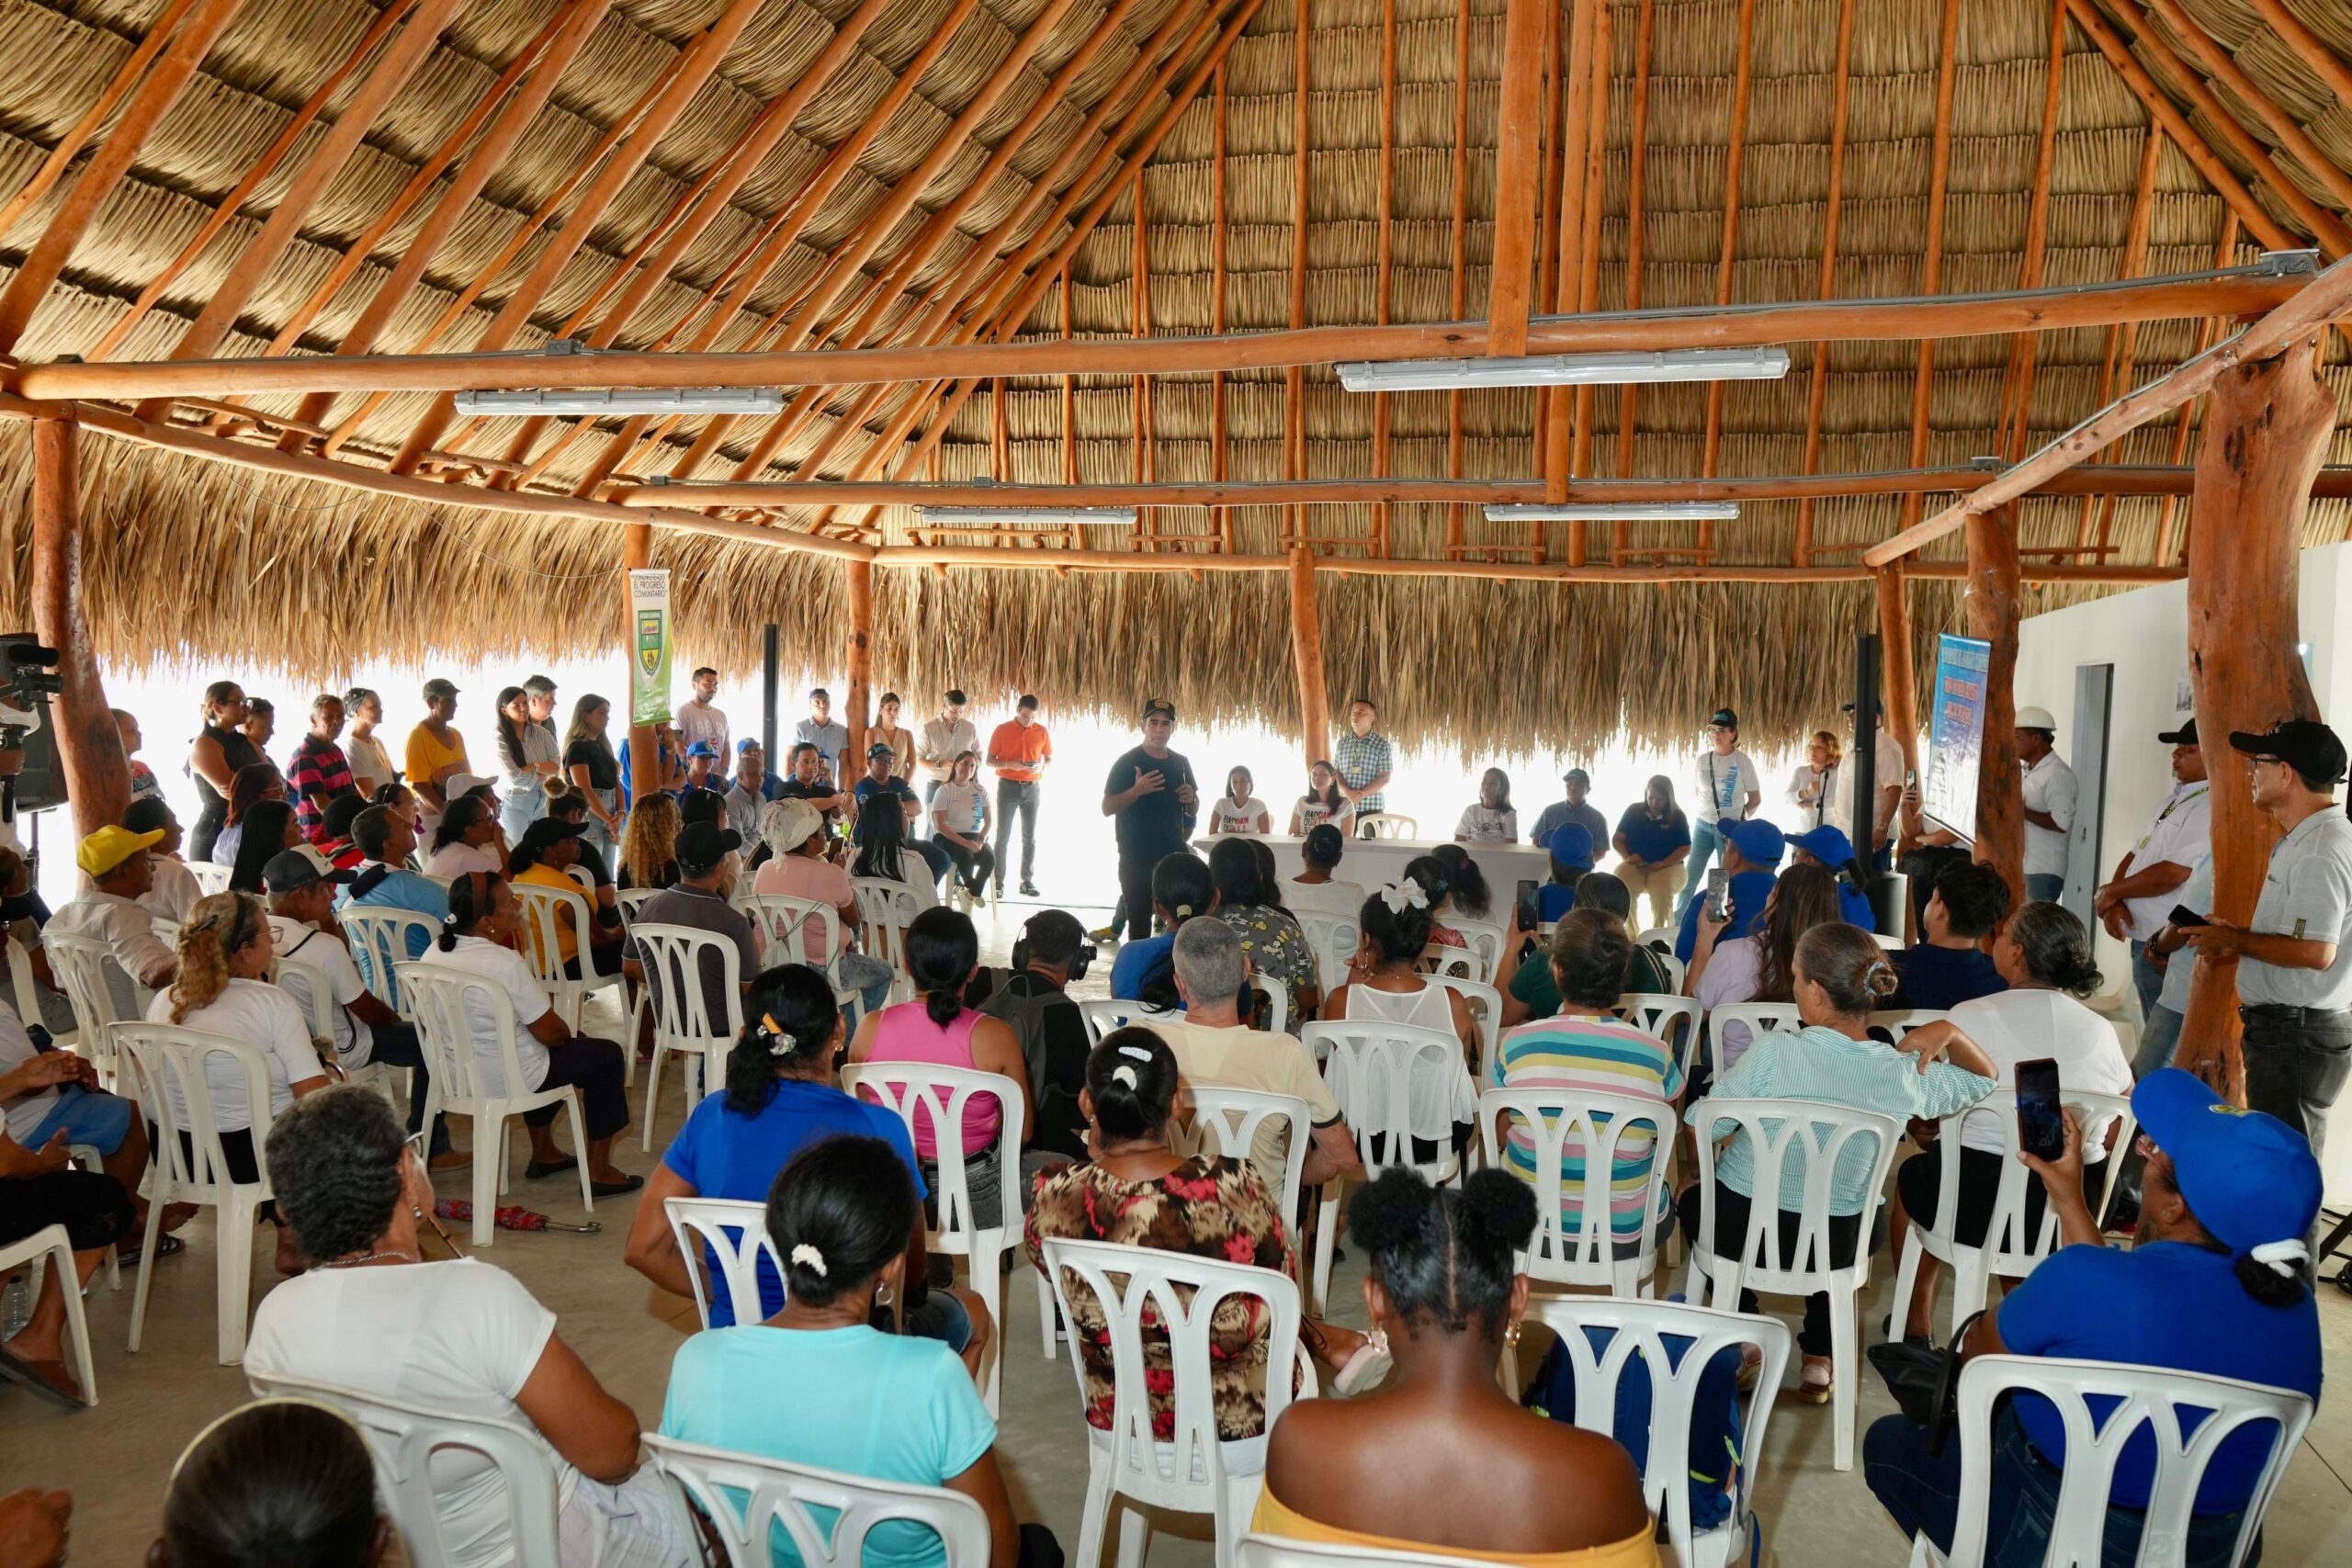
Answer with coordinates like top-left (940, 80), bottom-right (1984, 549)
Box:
top-left (400, 963), bottom-right (594, 1247)
top-left (631, 923), bottom-right (746, 1152)
top-left (1909, 1355), bottom-right (2312, 1568)
top-left (1248, 978), bottom-right (1290, 1036)
top-left (1430, 974), bottom-right (1502, 1084)
top-left (840, 1061), bottom-right (1025, 1416)
top-left (1635, 924), bottom-right (1677, 951)
top-left (1615, 992), bottom-right (1704, 1086)
top-left (613, 886), bottom-right (663, 1083)
top-left (1480, 1086), bottom-right (1675, 1300)
top-left (1303, 1019), bottom-right (1473, 1315)
top-left (272, 953), bottom-right (339, 1049)
top-left (1355, 813), bottom-right (1419, 840)
top-left (1182, 1087), bottom-right (1313, 1223)
top-left (1080, 997), bottom-right (1178, 1045)
top-left (1238, 1540), bottom-right (1495, 1568)
top-left (852, 877), bottom-right (929, 1001)
top-left (1889, 1089), bottom-right (2138, 1345)
top-left (0, 1224), bottom-right (96, 1404)
top-left (114, 1021), bottom-right (277, 1364)
top-left (663, 1195), bottom-right (784, 1330)
top-left (563, 863), bottom-right (597, 896)
top-left (1872, 932), bottom-right (1905, 951)
top-left (1681, 1095), bottom-right (1902, 1471)
top-left (1422, 916), bottom-right (1503, 983)
top-left (1868, 1008), bottom-right (1950, 1042)
top-left (1651, 950), bottom-right (1688, 991)
top-left (1296, 910), bottom-right (1362, 993)
top-left (337, 907), bottom-right (439, 1020)
top-left (1039, 1236), bottom-right (1308, 1568)
top-left (647, 1435), bottom-right (992, 1567)
top-left (1525, 1296), bottom-right (1792, 1568)
top-left (741, 892), bottom-right (844, 977)
top-left (3, 936), bottom-right (54, 1043)
top-left (1702, 1000), bottom-right (1803, 1078)
top-left (188, 861), bottom-right (234, 896)
top-left (248, 1371), bottom-right (564, 1567)
top-left (42, 931), bottom-right (130, 1088)
top-left (510, 881), bottom-right (619, 1031)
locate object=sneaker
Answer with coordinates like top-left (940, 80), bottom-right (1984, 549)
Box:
top-left (1019, 881), bottom-right (1039, 897)
top-left (1088, 924), bottom-right (1119, 944)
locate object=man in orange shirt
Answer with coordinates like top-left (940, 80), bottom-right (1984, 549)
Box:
top-left (986, 694), bottom-right (1052, 898)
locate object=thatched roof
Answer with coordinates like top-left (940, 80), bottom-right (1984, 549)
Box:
top-left (0, 0), bottom-right (2347, 753)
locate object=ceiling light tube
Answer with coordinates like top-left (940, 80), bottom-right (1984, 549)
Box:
top-left (1483, 501), bottom-right (1741, 524)
top-left (917, 505), bottom-right (1139, 527)
top-left (1337, 347), bottom-right (1791, 393)
top-left (452, 388), bottom-right (786, 417)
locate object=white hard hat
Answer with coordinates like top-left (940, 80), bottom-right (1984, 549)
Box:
top-left (2015, 705), bottom-right (2058, 731)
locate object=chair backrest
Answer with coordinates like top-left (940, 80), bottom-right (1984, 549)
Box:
top-left (1295, 909), bottom-right (1362, 994)
top-left (1237, 1539), bottom-right (1497, 1568)
top-left (1613, 992), bottom-right (1702, 1085)
top-left (1248, 978), bottom-right (1291, 1037)
top-left (1478, 1087), bottom-right (1675, 1287)
top-left (1038, 1236), bottom-right (1303, 1512)
top-left (1177, 1086), bottom-right (1313, 1219)
top-left (1, 937), bottom-right (44, 1039)
top-left (508, 882), bottom-right (594, 992)
top-left (1080, 997), bottom-right (1178, 1045)
top-left (838, 1062), bottom-right (1025, 1251)
top-left (741, 894), bottom-right (844, 976)
top-left (247, 1372), bottom-right (563, 1567)
top-left (1686, 1096), bottom-right (1902, 1292)
top-left (563, 863), bottom-right (597, 895)
top-left (647, 1434), bottom-right (991, 1568)
top-left (1634, 925), bottom-right (1676, 951)
top-left (338, 908), bottom-right (439, 1018)
top-left (1926, 1088), bottom-right (2139, 1262)
top-left (850, 877), bottom-right (925, 977)
top-left (1428, 974), bottom-right (1501, 1082)
top-left (1354, 812), bottom-right (1418, 840)
top-left (111, 1022), bottom-right (276, 1199)
top-left (1303, 1019), bottom-right (1470, 1179)
top-left (1523, 1296), bottom-right (1793, 1562)
top-left (631, 922), bottom-right (746, 1056)
top-left (1703, 1000), bottom-right (1803, 1077)
top-left (41, 931), bottom-right (125, 1066)
top-left (663, 1195), bottom-right (783, 1330)
top-left (188, 861), bottom-right (234, 896)
top-left (1941, 1355), bottom-right (2312, 1568)
top-left (1421, 916), bottom-right (1503, 982)
top-left (400, 962), bottom-right (531, 1105)
top-left (271, 954), bottom-right (339, 1048)
top-left (616, 886), bottom-right (663, 920)
top-left (1867, 1008), bottom-right (1949, 1042)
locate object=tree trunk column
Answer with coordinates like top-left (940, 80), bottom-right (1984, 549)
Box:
top-left (1876, 564), bottom-right (1920, 781)
top-left (30, 412), bottom-right (130, 840)
top-left (844, 561), bottom-right (874, 773)
top-left (624, 521), bottom-right (658, 804)
top-left (2181, 340), bottom-right (2333, 1096)
top-left (1288, 547), bottom-right (1330, 769)
top-left (1965, 503), bottom-right (2023, 907)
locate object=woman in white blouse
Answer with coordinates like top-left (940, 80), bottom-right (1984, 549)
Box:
top-left (493, 684), bottom-right (561, 844)
top-left (1209, 766), bottom-right (1272, 834)
top-left (1784, 730), bottom-right (1843, 832)
top-left (1454, 768), bottom-right (1518, 843)
top-left (1289, 760), bottom-right (1355, 839)
top-left (424, 795), bottom-right (506, 879)
top-left (927, 750), bottom-right (997, 905)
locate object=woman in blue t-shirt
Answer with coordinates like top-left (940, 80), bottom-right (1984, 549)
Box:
top-left (660, 1134), bottom-right (1063, 1568)
top-left (1611, 776), bottom-right (1691, 932)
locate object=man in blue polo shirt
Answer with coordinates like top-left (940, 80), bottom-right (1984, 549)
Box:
top-left (1674, 817), bottom-right (1781, 962)
top-left (337, 806), bottom-right (448, 954)
top-left (1866, 1068), bottom-right (2323, 1564)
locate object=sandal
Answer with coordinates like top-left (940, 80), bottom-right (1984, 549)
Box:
top-left (590, 1173), bottom-right (644, 1197)
top-left (1796, 1359), bottom-right (1834, 1404)
top-left (1333, 1339), bottom-right (1393, 1397)
top-left (1736, 1345), bottom-right (1762, 1392)
top-left (524, 1156), bottom-right (578, 1179)
top-left (116, 1233), bottom-right (185, 1269)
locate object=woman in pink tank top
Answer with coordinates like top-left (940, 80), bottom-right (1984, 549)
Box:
top-left (848, 908), bottom-right (1031, 1163)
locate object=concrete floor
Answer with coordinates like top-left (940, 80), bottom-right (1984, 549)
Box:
top-left (10, 893), bottom-right (2352, 1565)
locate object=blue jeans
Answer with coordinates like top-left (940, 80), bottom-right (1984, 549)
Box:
top-left (2136, 1004), bottom-right (2184, 1077)
top-left (1676, 819), bottom-right (1724, 918)
top-left (995, 779), bottom-right (1041, 886)
top-left (2025, 874), bottom-right (2064, 905)
top-left (2129, 940), bottom-right (2165, 1024)
top-left (1865, 1404), bottom-right (2258, 1566)
top-left (501, 780), bottom-right (545, 844)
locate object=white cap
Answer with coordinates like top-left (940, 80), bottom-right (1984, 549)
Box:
top-left (2015, 705), bottom-right (2057, 731)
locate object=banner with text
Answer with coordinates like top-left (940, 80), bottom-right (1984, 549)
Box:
top-left (1921, 632), bottom-right (1990, 841)
top-left (628, 569), bottom-right (673, 728)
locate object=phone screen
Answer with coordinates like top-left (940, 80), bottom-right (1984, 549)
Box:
top-left (1705, 866), bottom-right (1729, 918)
top-left (2015, 1057), bottom-right (2064, 1162)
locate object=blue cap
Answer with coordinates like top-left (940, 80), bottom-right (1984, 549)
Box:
top-left (684, 739), bottom-right (719, 759)
top-left (1719, 817), bottom-right (1784, 868)
top-left (1544, 821), bottom-right (1595, 869)
top-left (2132, 1069), bottom-right (2322, 1258)
top-left (1788, 824), bottom-right (1856, 867)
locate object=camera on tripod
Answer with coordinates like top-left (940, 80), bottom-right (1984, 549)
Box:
top-left (0, 636), bottom-right (64, 810)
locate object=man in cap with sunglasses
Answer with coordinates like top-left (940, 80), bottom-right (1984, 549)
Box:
top-left (1100, 698), bottom-right (1198, 943)
top-left (1676, 706), bottom-right (1763, 919)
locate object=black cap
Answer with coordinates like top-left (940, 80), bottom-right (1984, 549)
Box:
top-left (262, 845), bottom-right (352, 892)
top-left (1141, 697), bottom-right (1176, 720)
top-left (2229, 719), bottom-right (2347, 785)
top-left (1709, 708), bottom-right (1739, 730)
top-left (514, 818), bottom-right (585, 858)
top-left (422, 677), bottom-right (458, 700)
top-left (2157, 716), bottom-right (2199, 746)
top-left (674, 821), bottom-right (743, 866)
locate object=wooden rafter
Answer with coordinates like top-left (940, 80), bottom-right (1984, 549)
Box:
top-left (1694, 0), bottom-right (1758, 559)
top-left (2245, 0), bottom-right (2352, 108)
top-left (0, 0), bottom-right (202, 240)
top-left (1890, 0), bottom-right (1963, 555)
top-left (1443, 0), bottom-right (1471, 556)
top-left (2079, 122), bottom-right (2165, 551)
top-left (1561, 1), bottom-right (1606, 565)
top-left (1994, 0), bottom-right (2067, 465)
top-left (1611, 0), bottom-right (1657, 565)
top-left (1284, 0), bottom-right (1310, 508)
top-left (2158, 209), bottom-right (2242, 564)
top-left (1790, 0), bottom-right (1856, 568)
top-left (1488, 0), bottom-right (1551, 356)
top-left (1213, 60), bottom-right (1231, 552)
top-left (1369, 0), bottom-right (1396, 559)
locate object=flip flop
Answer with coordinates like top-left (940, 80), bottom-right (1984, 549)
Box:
top-left (1795, 1362), bottom-right (1834, 1404)
top-left (0, 1343), bottom-right (86, 1409)
top-left (116, 1233), bottom-right (185, 1269)
top-left (524, 1156), bottom-right (579, 1179)
top-left (590, 1173), bottom-right (644, 1197)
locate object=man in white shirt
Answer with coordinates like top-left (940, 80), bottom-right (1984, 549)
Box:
top-left (1676, 706), bottom-right (1763, 919)
top-left (1842, 702), bottom-right (1908, 871)
top-left (2015, 704), bottom-right (2078, 904)
top-left (918, 688), bottom-right (978, 804)
top-left (48, 826), bottom-right (179, 1021)
top-left (674, 666), bottom-right (729, 757)
top-left (793, 688), bottom-right (849, 785)
top-left (2093, 717), bottom-right (2211, 1021)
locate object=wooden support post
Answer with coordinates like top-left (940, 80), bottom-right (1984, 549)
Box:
top-left (1965, 504), bottom-right (2023, 906)
top-left (2179, 340), bottom-right (2334, 1096)
top-left (844, 562), bottom-right (876, 776)
top-left (1489, 0), bottom-right (1551, 356)
top-left (1876, 563), bottom-right (1919, 780)
top-left (31, 412), bottom-right (129, 839)
top-left (1289, 547), bottom-right (1329, 769)
top-left (623, 524), bottom-right (658, 804)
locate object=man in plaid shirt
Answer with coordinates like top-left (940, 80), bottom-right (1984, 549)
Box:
top-left (1332, 695), bottom-right (1395, 829)
top-left (287, 693), bottom-right (361, 847)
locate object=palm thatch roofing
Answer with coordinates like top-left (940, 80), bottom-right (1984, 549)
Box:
top-left (0, 0), bottom-right (2346, 756)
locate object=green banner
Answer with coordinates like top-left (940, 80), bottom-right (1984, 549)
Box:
top-left (628, 568), bottom-right (673, 727)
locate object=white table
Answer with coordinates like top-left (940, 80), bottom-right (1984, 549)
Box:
top-left (1194, 833), bottom-right (1555, 905)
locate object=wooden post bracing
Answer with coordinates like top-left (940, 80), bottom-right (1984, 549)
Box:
top-left (31, 412), bottom-right (130, 837)
top-left (1875, 564), bottom-right (1919, 783)
top-left (1488, 0), bottom-right (1552, 357)
top-left (1965, 504), bottom-right (2023, 907)
top-left (844, 562), bottom-right (876, 777)
top-left (2178, 341), bottom-right (2334, 1097)
top-left (1288, 547), bottom-right (1330, 770)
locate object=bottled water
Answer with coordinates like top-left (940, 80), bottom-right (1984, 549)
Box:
top-left (0, 1271), bottom-right (30, 1338)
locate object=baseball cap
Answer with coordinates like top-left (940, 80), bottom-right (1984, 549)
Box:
top-left (765, 797), bottom-right (825, 851)
top-left (736, 737), bottom-right (764, 754)
top-left (684, 739), bottom-right (719, 759)
top-left (422, 677), bottom-right (459, 701)
top-left (2133, 1068), bottom-right (2322, 1268)
top-left (2228, 719), bottom-right (2346, 785)
top-left (2015, 705), bottom-right (2058, 732)
top-left (674, 822), bottom-right (742, 867)
top-left (263, 844), bottom-right (353, 892)
top-left (448, 773), bottom-right (495, 800)
top-left (1544, 822), bottom-right (1596, 869)
top-left (514, 818), bottom-right (585, 859)
top-left (77, 825), bottom-right (164, 879)
top-left (866, 741), bottom-right (896, 760)
top-left (1708, 708), bottom-right (1739, 729)
top-left (1561, 766), bottom-right (1589, 784)
top-left (1141, 697), bottom-right (1176, 721)
top-left (1719, 818), bottom-right (1785, 868)
top-left (1788, 824), bottom-right (1856, 867)
top-left (2156, 716), bottom-right (2199, 746)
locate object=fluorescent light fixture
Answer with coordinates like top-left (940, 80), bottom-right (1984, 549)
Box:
top-left (917, 505), bottom-right (1138, 527)
top-left (1336, 347), bottom-right (1791, 393)
top-left (1483, 502), bottom-right (1740, 524)
top-left (451, 388), bottom-right (786, 417)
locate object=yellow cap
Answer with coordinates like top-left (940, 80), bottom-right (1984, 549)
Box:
top-left (77, 825), bottom-right (164, 880)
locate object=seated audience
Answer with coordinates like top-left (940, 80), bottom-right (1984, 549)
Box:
top-left (0, 848), bottom-right (74, 1038)
top-left (422, 795), bottom-right (504, 880)
top-left (1534, 823), bottom-right (1598, 922)
top-left (49, 826), bottom-right (181, 1016)
top-left (1430, 843), bottom-right (1495, 925)
top-left (1502, 873), bottom-right (1673, 1027)
top-left (1255, 1168), bottom-right (1657, 1564)
top-left (853, 788), bottom-right (944, 908)
top-left (618, 791), bottom-right (684, 893)
top-left (1487, 910), bottom-right (1680, 1250)
top-left (854, 743), bottom-right (954, 886)
top-left (1687, 863), bottom-right (1841, 1076)
top-left (1405, 853), bottom-right (1473, 953)
top-left (125, 797), bottom-right (204, 924)
top-left (546, 785), bottom-right (622, 915)
top-left (210, 762), bottom-right (285, 870)
top-left (1887, 859), bottom-right (2012, 1010)
top-left (929, 750), bottom-right (998, 906)
top-left (1209, 836), bottom-right (1319, 1032)
top-left (1324, 877), bottom-right (1477, 1073)
top-left (0, 1054), bottom-right (135, 1405)
top-left (338, 805), bottom-right (449, 948)
top-left (1786, 823), bottom-right (1877, 931)
top-left (152, 1398), bottom-right (388, 1568)
top-left (1285, 823), bottom-right (1364, 916)
top-left (975, 910), bottom-right (1095, 1162)
top-left (1107, 851), bottom-right (1215, 1009)
top-left (1672, 817), bottom-right (1781, 963)
top-left (1, 991), bottom-right (163, 1241)
top-left (624, 821), bottom-right (757, 1033)
top-left (314, 795), bottom-right (371, 872)
top-left (661, 1134), bottom-right (1054, 1568)
top-left (1208, 765), bottom-right (1271, 834)
top-left (750, 797), bottom-right (895, 1018)
top-left (421, 873), bottom-right (639, 1194)
top-left (849, 908), bottom-right (1031, 1230)
top-left (246, 1089), bottom-right (684, 1567)
top-left (1289, 760), bottom-right (1355, 839)
top-left (1455, 767), bottom-right (1519, 842)
top-left (1529, 768), bottom-right (1611, 858)
top-left (225, 799), bottom-right (301, 895)
top-left (1679, 923), bottom-right (1996, 1399)
top-left (509, 818), bottom-right (622, 978)
top-left (1867, 1070), bottom-right (2323, 1566)
top-left (1612, 774), bottom-right (1692, 932)
top-left (624, 964), bottom-right (986, 1359)
top-left (774, 740), bottom-right (850, 825)
top-left (1887, 901), bottom-right (2134, 1341)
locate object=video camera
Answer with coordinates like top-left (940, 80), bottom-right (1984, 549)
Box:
top-left (0, 636), bottom-right (63, 811)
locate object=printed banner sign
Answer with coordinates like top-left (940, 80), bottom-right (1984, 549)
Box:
top-left (628, 569), bottom-right (673, 728)
top-left (1921, 632), bottom-right (1990, 841)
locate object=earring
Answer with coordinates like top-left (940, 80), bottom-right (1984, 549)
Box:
top-left (1366, 1327), bottom-right (1390, 1358)
top-left (1503, 1320), bottom-right (1521, 1349)
top-left (876, 1283), bottom-right (895, 1308)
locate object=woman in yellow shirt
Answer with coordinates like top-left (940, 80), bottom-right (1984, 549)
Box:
top-left (1252, 1168), bottom-right (1658, 1567)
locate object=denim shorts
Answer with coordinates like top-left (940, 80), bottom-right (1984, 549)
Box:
top-left (888, 1289), bottom-right (973, 1353)
top-left (27, 1087), bottom-right (134, 1156)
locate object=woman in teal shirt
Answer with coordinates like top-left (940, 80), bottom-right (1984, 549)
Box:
top-left (660, 1134), bottom-right (1062, 1568)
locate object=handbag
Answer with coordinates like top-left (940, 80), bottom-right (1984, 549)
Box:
top-left (1866, 1309), bottom-right (1985, 1457)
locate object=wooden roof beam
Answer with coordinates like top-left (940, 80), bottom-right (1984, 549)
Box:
top-left (1610, 0), bottom-right (1658, 565)
top-left (0, 0), bottom-right (202, 240)
top-left (1691, 0), bottom-right (1756, 561)
top-left (1487, 0), bottom-right (1552, 356)
top-left (1555, 0), bottom-right (1605, 563)
top-left (1790, 0), bottom-right (1857, 568)
top-left (1889, 0), bottom-right (1962, 557)
top-left (2244, 0), bottom-right (2352, 108)
top-left (2078, 122), bottom-right (2165, 552)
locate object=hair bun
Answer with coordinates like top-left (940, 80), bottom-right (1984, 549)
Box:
top-left (1347, 1168), bottom-right (1441, 1257)
top-left (1864, 959), bottom-right (1900, 999)
top-left (1457, 1168), bottom-right (1540, 1258)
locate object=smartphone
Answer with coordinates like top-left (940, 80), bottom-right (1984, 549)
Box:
top-left (2016, 1057), bottom-right (2065, 1163)
top-left (1705, 866), bottom-right (1728, 919)
top-left (1905, 769), bottom-right (1918, 790)
top-left (2167, 904), bottom-right (2210, 929)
